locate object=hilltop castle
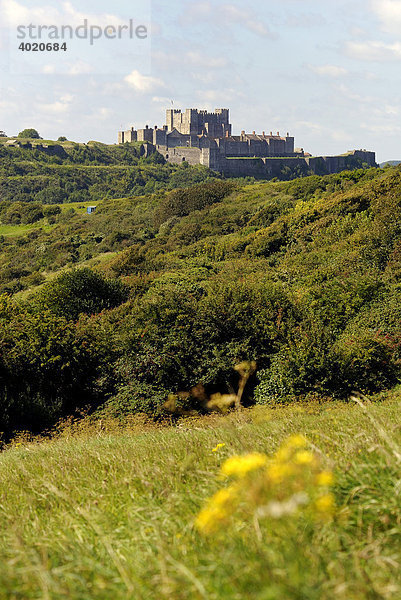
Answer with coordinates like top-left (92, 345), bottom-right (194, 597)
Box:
top-left (118, 108), bottom-right (376, 177)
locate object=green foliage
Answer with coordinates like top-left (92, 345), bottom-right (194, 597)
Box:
top-left (102, 378), bottom-right (170, 418)
top-left (154, 179), bottom-right (236, 226)
top-left (0, 295), bottom-right (113, 433)
top-left (18, 128), bottom-right (41, 139)
top-left (0, 142), bottom-right (219, 206)
top-left (2, 162), bottom-right (401, 431)
top-left (32, 268), bottom-right (130, 320)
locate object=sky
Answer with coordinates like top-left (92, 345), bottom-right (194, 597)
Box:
top-left (0, 0), bottom-right (401, 162)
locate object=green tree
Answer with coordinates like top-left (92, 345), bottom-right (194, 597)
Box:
top-left (18, 129), bottom-right (41, 139)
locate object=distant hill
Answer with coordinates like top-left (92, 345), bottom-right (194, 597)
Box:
top-left (0, 139), bottom-right (218, 204)
top-left (380, 160), bottom-right (401, 168)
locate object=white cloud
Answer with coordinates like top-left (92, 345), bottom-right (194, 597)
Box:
top-left (153, 49), bottom-right (228, 71)
top-left (197, 87), bottom-right (245, 104)
top-left (181, 1), bottom-right (275, 38)
top-left (41, 94), bottom-right (74, 114)
top-left (186, 51), bottom-right (227, 68)
top-left (152, 96), bottom-right (173, 104)
top-left (285, 13), bottom-right (326, 28)
top-left (42, 64), bottom-right (56, 74)
top-left (294, 120), bottom-right (324, 135)
top-left (309, 64), bottom-right (348, 77)
top-left (361, 122), bottom-right (401, 134)
top-left (331, 130), bottom-right (353, 143)
top-left (335, 84), bottom-right (376, 104)
top-left (68, 60), bottom-right (93, 75)
top-left (345, 40), bottom-right (401, 60)
top-left (124, 69), bottom-right (164, 92)
top-left (370, 0), bottom-right (401, 34)
top-left (96, 107), bottom-right (113, 120)
top-left (220, 5), bottom-right (273, 37)
top-left (0, 0), bottom-right (126, 27)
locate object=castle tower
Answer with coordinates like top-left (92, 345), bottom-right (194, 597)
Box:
top-left (165, 108), bottom-right (232, 138)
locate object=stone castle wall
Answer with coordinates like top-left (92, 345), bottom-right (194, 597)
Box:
top-left (156, 145), bottom-right (202, 166)
top-left (217, 151), bottom-right (377, 178)
top-left (166, 108), bottom-right (231, 137)
top-left (118, 107), bottom-right (376, 178)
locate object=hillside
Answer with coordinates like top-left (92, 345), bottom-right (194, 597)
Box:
top-left (0, 155), bottom-right (400, 435)
top-left (0, 139), bottom-right (219, 205)
top-left (0, 396), bottom-right (400, 599)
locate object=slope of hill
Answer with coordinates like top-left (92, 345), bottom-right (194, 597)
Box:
top-left (0, 139), bottom-right (219, 204)
top-left (1, 396), bottom-right (400, 599)
top-left (0, 160), bottom-right (401, 435)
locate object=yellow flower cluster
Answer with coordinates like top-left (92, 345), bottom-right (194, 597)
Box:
top-left (195, 484), bottom-right (238, 535)
top-left (195, 434), bottom-right (335, 535)
top-left (221, 453), bottom-right (268, 478)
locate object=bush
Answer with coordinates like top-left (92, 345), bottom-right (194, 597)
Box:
top-left (331, 331), bottom-right (400, 394)
top-left (102, 378), bottom-right (169, 418)
top-left (154, 180), bottom-right (236, 226)
top-left (0, 295), bottom-right (109, 434)
top-left (32, 268), bottom-right (130, 321)
top-left (35, 186), bottom-right (67, 204)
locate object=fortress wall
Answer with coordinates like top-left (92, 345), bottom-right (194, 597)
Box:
top-left (219, 151), bottom-right (377, 179)
top-left (219, 157), bottom-right (308, 178)
top-left (306, 151), bottom-right (377, 174)
top-left (159, 146), bottom-right (202, 166)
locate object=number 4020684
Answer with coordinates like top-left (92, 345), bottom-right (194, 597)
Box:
top-left (19, 42), bottom-right (67, 51)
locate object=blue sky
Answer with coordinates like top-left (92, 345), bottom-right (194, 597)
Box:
top-left (1, 0), bottom-right (401, 161)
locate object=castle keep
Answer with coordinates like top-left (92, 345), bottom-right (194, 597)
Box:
top-left (118, 108), bottom-right (376, 177)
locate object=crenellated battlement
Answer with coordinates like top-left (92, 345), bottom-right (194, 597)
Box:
top-left (117, 107), bottom-right (376, 176)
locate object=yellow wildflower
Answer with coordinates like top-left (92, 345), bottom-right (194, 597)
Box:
top-left (221, 453), bottom-right (268, 478)
top-left (195, 485), bottom-right (237, 534)
top-left (212, 443), bottom-right (226, 452)
top-left (275, 434), bottom-right (308, 461)
top-left (286, 434), bottom-right (308, 449)
top-left (212, 487), bottom-right (235, 507)
top-left (195, 505), bottom-right (228, 534)
top-left (267, 462), bottom-right (294, 483)
top-left (316, 471), bottom-right (334, 487)
top-left (315, 493), bottom-right (335, 514)
top-left (294, 450), bottom-right (315, 465)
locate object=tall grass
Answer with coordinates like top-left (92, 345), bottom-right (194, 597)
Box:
top-left (1, 395), bottom-right (400, 599)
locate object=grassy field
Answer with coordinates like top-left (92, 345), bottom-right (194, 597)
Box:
top-left (0, 222), bottom-right (55, 237)
top-left (1, 394), bottom-right (400, 599)
top-left (0, 202), bottom-right (103, 239)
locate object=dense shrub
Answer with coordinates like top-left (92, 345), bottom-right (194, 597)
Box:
top-left (0, 296), bottom-right (111, 434)
top-left (32, 268), bottom-right (130, 320)
top-left (2, 163), bottom-right (401, 433)
top-left (154, 180), bottom-right (236, 226)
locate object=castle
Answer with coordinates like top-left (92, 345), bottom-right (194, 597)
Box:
top-left (118, 108), bottom-right (376, 177)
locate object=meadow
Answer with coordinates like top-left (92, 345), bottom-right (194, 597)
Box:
top-left (1, 393), bottom-right (400, 600)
